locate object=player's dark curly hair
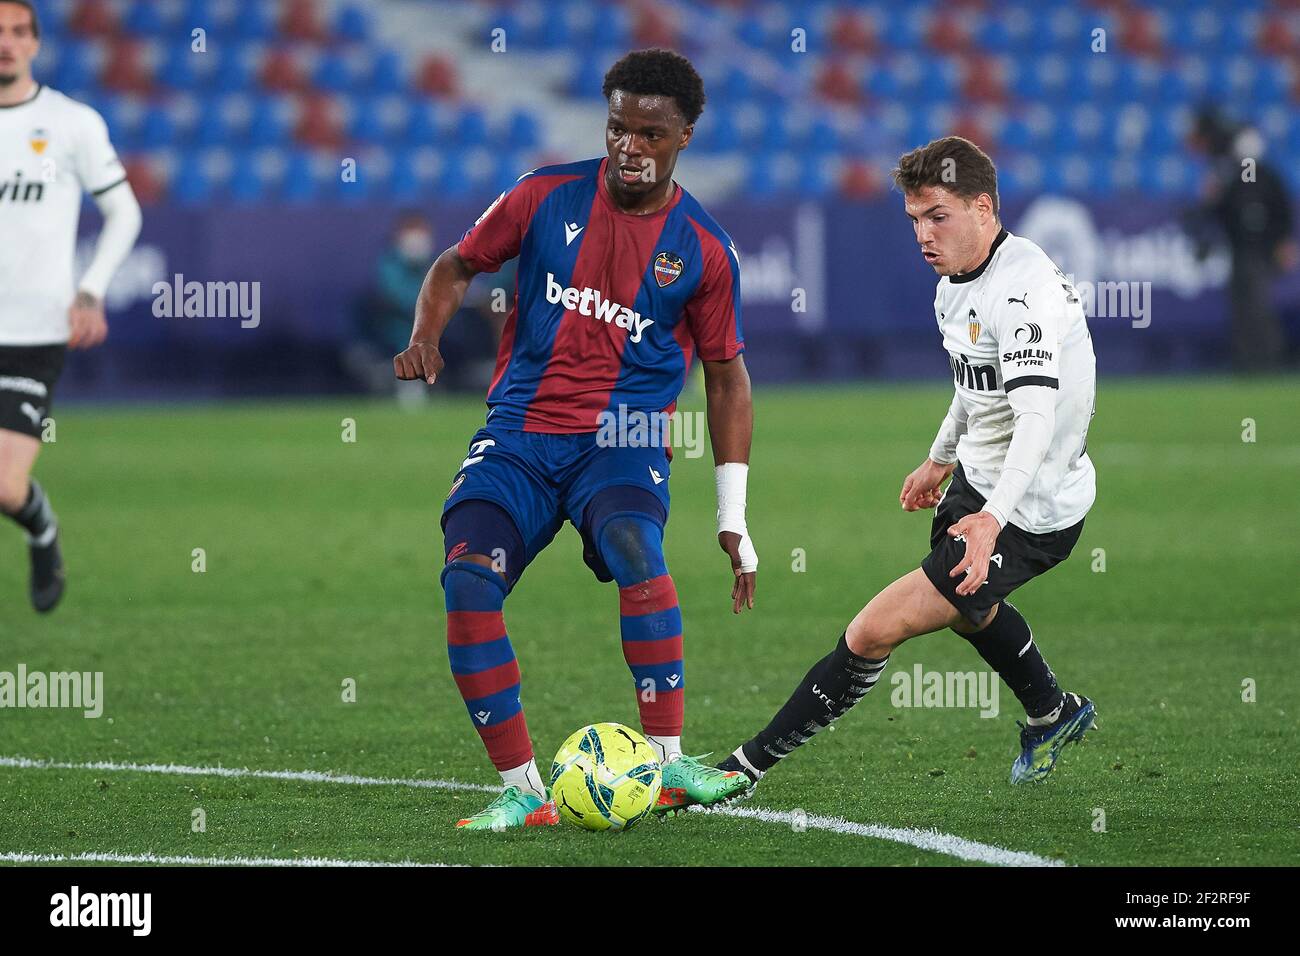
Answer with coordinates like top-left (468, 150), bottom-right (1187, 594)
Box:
top-left (602, 48), bottom-right (705, 125)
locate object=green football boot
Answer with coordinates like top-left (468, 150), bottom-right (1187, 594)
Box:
top-left (455, 786), bottom-right (559, 830)
top-left (653, 754), bottom-right (752, 816)
top-left (1010, 693), bottom-right (1097, 784)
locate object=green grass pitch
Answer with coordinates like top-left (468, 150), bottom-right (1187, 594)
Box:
top-left (1, 378), bottom-right (1297, 866)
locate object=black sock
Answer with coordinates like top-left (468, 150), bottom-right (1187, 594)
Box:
top-left (738, 633), bottom-right (889, 775)
top-left (5, 480), bottom-right (55, 543)
top-left (957, 601), bottom-right (1063, 720)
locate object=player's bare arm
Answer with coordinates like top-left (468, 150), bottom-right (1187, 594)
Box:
top-left (899, 457), bottom-right (954, 511)
top-left (394, 245), bottom-right (479, 384)
top-left (703, 354), bottom-right (756, 613)
top-left (66, 291), bottom-right (106, 350)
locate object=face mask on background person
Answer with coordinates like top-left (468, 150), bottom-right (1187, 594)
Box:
top-left (396, 228), bottom-right (434, 264)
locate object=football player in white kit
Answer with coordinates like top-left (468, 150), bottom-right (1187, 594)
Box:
top-left (715, 136), bottom-right (1098, 792)
top-left (0, 0), bottom-right (141, 612)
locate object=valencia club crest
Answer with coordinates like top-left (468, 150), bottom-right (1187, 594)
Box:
top-left (653, 252), bottom-right (684, 288)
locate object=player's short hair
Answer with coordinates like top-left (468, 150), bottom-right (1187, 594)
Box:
top-left (602, 48), bottom-right (705, 126)
top-left (892, 136), bottom-right (999, 214)
top-left (0, 0), bottom-right (39, 38)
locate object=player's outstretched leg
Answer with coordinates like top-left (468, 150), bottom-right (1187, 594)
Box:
top-left (440, 502), bottom-right (557, 830)
top-left (953, 601), bottom-right (1095, 783)
top-left (1, 443), bottom-right (65, 613)
top-left (718, 569), bottom-right (957, 785)
top-left (593, 510), bottom-right (749, 814)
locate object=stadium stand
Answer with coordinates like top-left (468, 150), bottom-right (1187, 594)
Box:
top-left (27, 0), bottom-right (1300, 206)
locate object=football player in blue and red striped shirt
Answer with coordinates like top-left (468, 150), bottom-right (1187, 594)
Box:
top-left (395, 49), bottom-right (756, 830)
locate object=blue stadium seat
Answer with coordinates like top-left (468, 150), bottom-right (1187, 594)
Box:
top-left (387, 150), bottom-right (428, 201)
top-left (53, 42), bottom-right (97, 92)
top-left (335, 5), bottom-right (372, 44)
top-left (209, 46), bottom-right (255, 93)
top-left (227, 3), bottom-right (276, 40)
top-left (246, 96), bottom-right (292, 147)
top-left (368, 50), bottom-right (406, 95)
top-left (436, 152), bottom-right (475, 199)
top-left (590, 6), bottom-right (630, 48)
top-left (280, 150), bottom-right (322, 202)
top-left (503, 110), bottom-right (540, 150)
top-left (122, 1), bottom-right (168, 36)
top-left (314, 52), bottom-right (353, 93)
top-left (172, 150), bottom-right (218, 204)
top-left (455, 109), bottom-right (489, 148)
top-left (228, 150), bottom-right (270, 204)
top-left (158, 44), bottom-right (200, 90)
top-left (138, 104), bottom-right (178, 149)
top-left (404, 102), bottom-right (443, 147)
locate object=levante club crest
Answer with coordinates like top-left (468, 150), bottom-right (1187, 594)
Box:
top-left (653, 252), bottom-right (683, 288)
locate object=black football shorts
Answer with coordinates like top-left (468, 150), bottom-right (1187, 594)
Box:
top-left (0, 344), bottom-right (66, 439)
top-left (921, 464), bottom-right (1084, 626)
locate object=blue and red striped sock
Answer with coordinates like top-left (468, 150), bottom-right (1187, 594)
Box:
top-left (619, 573), bottom-right (685, 738)
top-left (441, 561), bottom-right (532, 772)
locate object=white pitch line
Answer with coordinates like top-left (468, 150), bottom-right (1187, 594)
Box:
top-left (0, 755), bottom-right (498, 793)
top-left (698, 804), bottom-right (1065, 867)
top-left (0, 754), bottom-right (1061, 867)
top-left (0, 851), bottom-right (453, 868)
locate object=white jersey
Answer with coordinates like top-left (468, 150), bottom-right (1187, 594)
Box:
top-left (929, 230), bottom-right (1096, 533)
top-left (0, 85), bottom-right (127, 345)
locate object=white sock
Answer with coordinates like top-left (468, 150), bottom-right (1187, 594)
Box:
top-left (731, 746), bottom-right (764, 781)
top-left (500, 758), bottom-right (547, 800)
top-left (647, 735), bottom-right (681, 764)
top-left (1026, 692), bottom-right (1073, 727)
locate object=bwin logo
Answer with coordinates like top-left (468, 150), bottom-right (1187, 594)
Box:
top-left (949, 352), bottom-right (998, 392)
top-left (1015, 323), bottom-right (1043, 344)
top-left (0, 170), bottom-right (44, 203)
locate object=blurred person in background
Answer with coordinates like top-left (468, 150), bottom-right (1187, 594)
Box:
top-left (1186, 106), bottom-right (1297, 372)
top-left (349, 212), bottom-right (501, 402)
top-left (0, 0), bottom-right (141, 612)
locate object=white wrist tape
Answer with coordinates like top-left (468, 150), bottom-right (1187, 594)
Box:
top-left (715, 462), bottom-right (757, 573)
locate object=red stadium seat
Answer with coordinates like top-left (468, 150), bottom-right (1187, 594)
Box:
top-left (123, 155), bottom-right (165, 205)
top-left (633, 6), bottom-right (679, 49)
top-left (68, 0), bottom-right (118, 37)
top-left (830, 11), bottom-right (875, 55)
top-left (261, 48), bottom-right (309, 93)
top-left (814, 60), bottom-right (862, 105)
top-left (927, 14), bottom-right (971, 55)
top-left (295, 93), bottom-right (346, 149)
top-left (416, 55), bottom-right (459, 97)
top-left (281, 0), bottom-right (330, 43)
top-left (1118, 9), bottom-right (1164, 57)
top-left (961, 55), bottom-right (1007, 103)
top-left (1257, 14), bottom-right (1298, 57)
top-left (838, 160), bottom-right (883, 199)
top-left (101, 39), bottom-right (153, 94)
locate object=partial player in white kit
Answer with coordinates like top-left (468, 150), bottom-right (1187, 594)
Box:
top-left (712, 136), bottom-right (1099, 795)
top-left (0, 0), bottom-right (141, 611)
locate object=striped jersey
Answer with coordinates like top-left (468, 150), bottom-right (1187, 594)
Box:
top-left (456, 157), bottom-right (743, 432)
